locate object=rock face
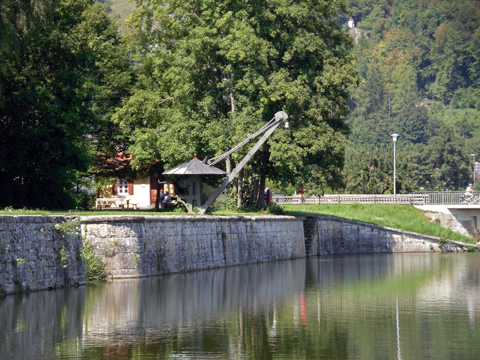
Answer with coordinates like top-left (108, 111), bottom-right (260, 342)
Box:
top-left (0, 216), bottom-right (86, 295)
top-left (81, 215), bottom-right (306, 279)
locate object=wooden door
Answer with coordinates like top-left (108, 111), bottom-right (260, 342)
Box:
top-left (150, 176), bottom-right (158, 205)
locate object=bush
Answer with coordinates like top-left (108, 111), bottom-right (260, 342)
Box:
top-left (212, 193), bottom-right (238, 211)
top-left (72, 192), bottom-right (95, 210)
top-left (81, 241), bottom-right (108, 281)
top-left (266, 202), bottom-right (285, 215)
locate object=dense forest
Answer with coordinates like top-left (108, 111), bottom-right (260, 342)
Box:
top-left (343, 0), bottom-right (480, 194)
top-left (1, 0), bottom-right (479, 209)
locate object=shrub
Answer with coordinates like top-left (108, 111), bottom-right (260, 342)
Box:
top-left (80, 241), bottom-right (108, 281)
top-left (266, 202), bottom-right (285, 215)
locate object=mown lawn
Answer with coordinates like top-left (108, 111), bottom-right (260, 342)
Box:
top-left (0, 203), bottom-right (475, 244)
top-left (282, 203), bottom-right (475, 244)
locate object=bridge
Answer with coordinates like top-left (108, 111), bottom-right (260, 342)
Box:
top-left (273, 191), bottom-right (480, 238)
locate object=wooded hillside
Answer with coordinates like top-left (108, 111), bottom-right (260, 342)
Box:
top-left (343, 0), bottom-right (480, 193)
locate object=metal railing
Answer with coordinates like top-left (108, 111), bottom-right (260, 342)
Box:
top-left (273, 192), bottom-right (477, 206)
top-left (273, 194), bottom-right (422, 205)
top-left (411, 191), bottom-right (479, 205)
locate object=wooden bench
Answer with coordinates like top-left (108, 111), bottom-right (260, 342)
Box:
top-left (96, 198), bottom-right (139, 210)
top-left (123, 199), bottom-right (138, 210)
top-left (96, 198), bottom-right (125, 210)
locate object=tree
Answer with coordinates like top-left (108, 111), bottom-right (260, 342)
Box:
top-left (342, 145), bottom-right (418, 194)
top-left (0, 0), bottom-right (132, 208)
top-left (118, 0), bottom-right (358, 205)
top-left (416, 123), bottom-right (470, 190)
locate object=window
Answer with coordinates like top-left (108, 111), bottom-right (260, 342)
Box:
top-left (118, 179), bottom-right (129, 195)
top-left (193, 182), bottom-right (197, 196)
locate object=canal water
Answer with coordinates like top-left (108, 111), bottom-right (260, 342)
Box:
top-left (1, 253), bottom-right (480, 359)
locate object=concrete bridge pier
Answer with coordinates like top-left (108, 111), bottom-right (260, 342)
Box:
top-left (415, 205), bottom-right (480, 239)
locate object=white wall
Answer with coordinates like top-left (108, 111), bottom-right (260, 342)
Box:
top-left (126, 177), bottom-right (151, 208)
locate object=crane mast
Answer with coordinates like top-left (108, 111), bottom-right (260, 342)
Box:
top-left (198, 111), bottom-right (289, 214)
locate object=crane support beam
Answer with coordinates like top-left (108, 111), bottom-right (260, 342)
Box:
top-left (199, 111), bottom-right (288, 214)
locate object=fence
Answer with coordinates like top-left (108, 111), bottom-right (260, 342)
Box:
top-left (411, 191), bottom-right (477, 205)
top-left (272, 192), bottom-right (472, 206)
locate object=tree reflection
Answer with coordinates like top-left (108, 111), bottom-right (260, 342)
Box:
top-left (1, 254), bottom-right (480, 359)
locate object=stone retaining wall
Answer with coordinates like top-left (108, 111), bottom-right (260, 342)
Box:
top-left (81, 215), bottom-right (305, 279)
top-left (306, 215), bottom-right (476, 255)
top-left (1, 214), bottom-right (477, 295)
top-left (0, 216), bottom-right (85, 295)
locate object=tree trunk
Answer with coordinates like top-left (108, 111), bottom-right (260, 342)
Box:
top-left (225, 154), bottom-right (232, 175)
top-left (237, 166), bottom-right (244, 207)
top-left (258, 176), bottom-right (266, 206)
top-left (155, 179), bottom-right (161, 212)
top-left (251, 177), bottom-right (259, 203)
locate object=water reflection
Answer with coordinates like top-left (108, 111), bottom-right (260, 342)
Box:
top-left (82, 260), bottom-right (306, 346)
top-left (1, 253), bottom-right (480, 359)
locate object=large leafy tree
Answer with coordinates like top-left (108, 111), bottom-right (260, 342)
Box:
top-left (117, 0), bottom-right (358, 206)
top-left (0, 0), bottom-right (132, 208)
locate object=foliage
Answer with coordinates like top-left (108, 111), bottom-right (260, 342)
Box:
top-left (55, 218), bottom-right (81, 236)
top-left (0, 0), bottom-right (133, 209)
top-left (212, 194), bottom-right (241, 212)
top-left (117, 0), bottom-right (358, 206)
top-left (81, 241), bottom-right (108, 281)
top-left (342, 145), bottom-right (418, 194)
top-left (415, 123), bottom-right (470, 190)
top-left (344, 0), bottom-right (480, 193)
top-left (265, 203), bottom-right (285, 215)
top-left (57, 247), bottom-right (70, 269)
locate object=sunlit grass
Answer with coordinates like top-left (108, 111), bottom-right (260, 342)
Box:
top-left (0, 204), bottom-right (475, 244)
top-left (0, 208), bottom-right (269, 217)
top-left (283, 204), bottom-right (475, 244)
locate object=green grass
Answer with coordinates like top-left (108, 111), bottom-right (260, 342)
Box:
top-left (0, 204), bottom-right (475, 244)
top-left (0, 209), bottom-right (177, 216)
top-left (0, 208), bottom-right (268, 217)
top-left (283, 204), bottom-right (475, 244)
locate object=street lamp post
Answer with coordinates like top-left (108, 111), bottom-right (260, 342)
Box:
top-left (472, 154), bottom-right (476, 187)
top-left (391, 134), bottom-right (399, 197)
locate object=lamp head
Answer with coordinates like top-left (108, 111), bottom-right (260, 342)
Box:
top-left (391, 133), bottom-right (399, 142)
top-left (285, 121), bottom-right (289, 129)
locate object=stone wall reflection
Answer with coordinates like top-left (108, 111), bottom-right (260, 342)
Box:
top-left (82, 259), bottom-right (306, 345)
top-left (2, 254), bottom-right (480, 359)
top-left (0, 288), bottom-right (86, 359)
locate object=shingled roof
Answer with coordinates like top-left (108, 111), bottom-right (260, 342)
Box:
top-left (163, 155), bottom-right (226, 176)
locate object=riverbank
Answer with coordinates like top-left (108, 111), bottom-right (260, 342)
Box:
top-left (2, 213), bottom-right (478, 295)
top-left (1, 203), bottom-right (473, 243)
top-left (283, 204), bottom-right (476, 244)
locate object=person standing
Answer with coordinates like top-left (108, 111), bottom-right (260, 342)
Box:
top-left (159, 190), bottom-right (166, 209)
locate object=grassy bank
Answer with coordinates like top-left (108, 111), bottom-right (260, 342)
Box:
top-left (0, 208), bottom-right (264, 217)
top-left (0, 204), bottom-right (476, 244)
top-left (283, 204), bottom-right (475, 244)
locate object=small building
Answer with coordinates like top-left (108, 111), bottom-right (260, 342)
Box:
top-left (348, 17), bottom-right (355, 28)
top-left (95, 153), bottom-right (225, 210)
top-left (163, 154), bottom-right (226, 209)
top-left (95, 152), bottom-right (168, 209)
